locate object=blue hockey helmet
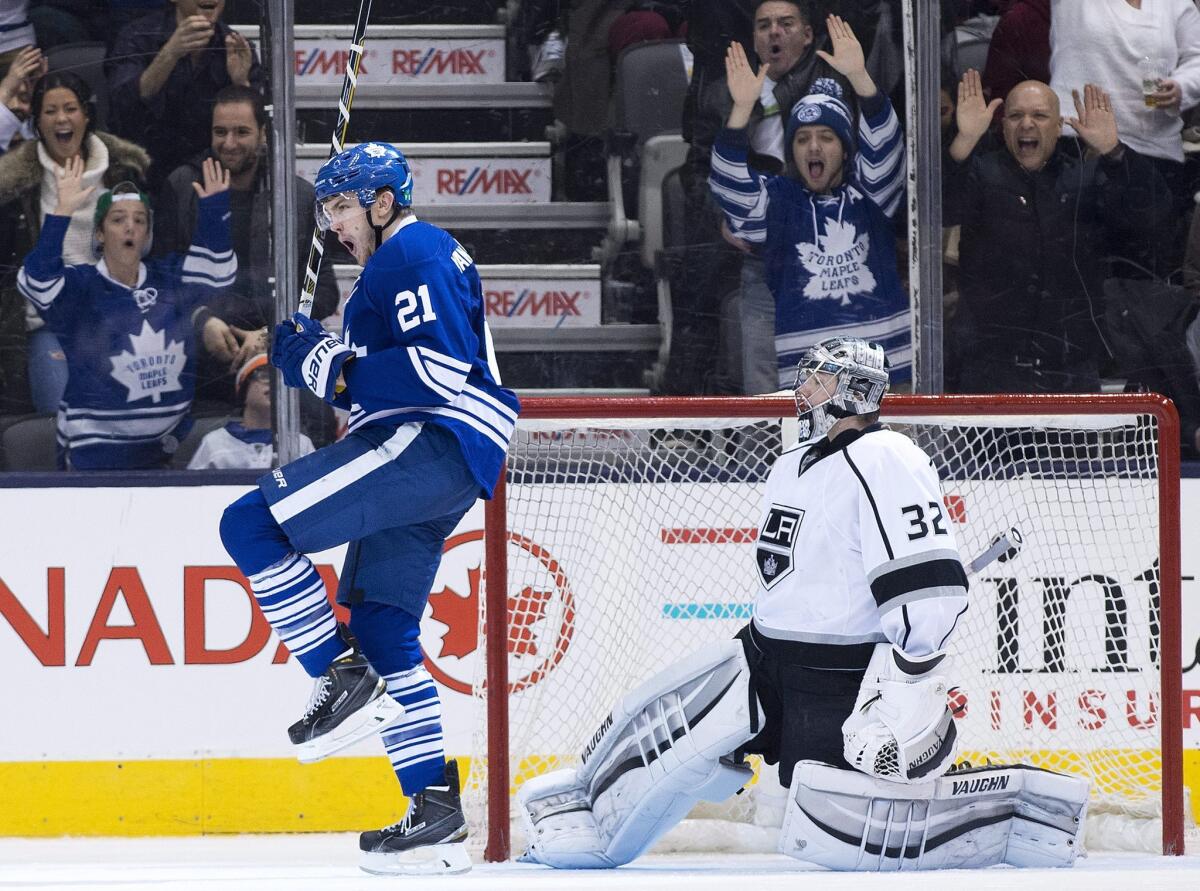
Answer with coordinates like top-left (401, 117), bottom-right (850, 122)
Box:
top-left (314, 142), bottom-right (413, 231)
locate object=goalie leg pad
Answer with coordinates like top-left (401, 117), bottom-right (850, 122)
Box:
top-left (779, 761), bottom-right (1089, 870)
top-left (518, 639), bottom-right (762, 868)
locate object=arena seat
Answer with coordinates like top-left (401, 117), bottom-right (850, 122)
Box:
top-left (601, 39), bottom-right (691, 262)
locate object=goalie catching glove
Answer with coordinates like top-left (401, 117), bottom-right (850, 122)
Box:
top-left (842, 643), bottom-right (958, 782)
top-left (272, 312), bottom-right (354, 403)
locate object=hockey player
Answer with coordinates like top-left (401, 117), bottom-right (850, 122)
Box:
top-left (517, 336), bottom-right (1090, 871)
top-left (218, 142), bottom-right (519, 876)
top-left (17, 155), bottom-right (236, 469)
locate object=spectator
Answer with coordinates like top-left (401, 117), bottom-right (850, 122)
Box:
top-left (710, 16), bottom-right (910, 388)
top-left (0, 44), bottom-right (45, 154)
top-left (106, 0), bottom-right (262, 187)
top-left (186, 352), bottom-right (314, 469)
top-left (682, 0), bottom-right (854, 395)
top-left (945, 74), bottom-right (1170, 393)
top-left (981, 0), bottom-right (1050, 109)
top-left (154, 84), bottom-right (344, 409)
top-left (16, 157), bottom-right (236, 469)
top-left (0, 70), bottom-right (150, 416)
top-left (1049, 0), bottom-right (1200, 276)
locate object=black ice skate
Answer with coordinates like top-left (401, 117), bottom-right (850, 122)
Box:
top-left (288, 626), bottom-right (402, 763)
top-left (359, 760), bottom-right (472, 875)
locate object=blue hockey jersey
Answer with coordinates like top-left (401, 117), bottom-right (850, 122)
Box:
top-left (336, 214), bottom-right (519, 497)
top-left (18, 192), bottom-right (236, 469)
top-left (709, 91), bottom-right (911, 385)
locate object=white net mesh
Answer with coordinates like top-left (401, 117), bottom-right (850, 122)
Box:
top-left (462, 398), bottom-right (1184, 857)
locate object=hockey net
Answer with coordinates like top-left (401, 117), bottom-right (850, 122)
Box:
top-left (461, 394), bottom-right (1186, 859)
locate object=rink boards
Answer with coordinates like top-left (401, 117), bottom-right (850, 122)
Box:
top-left (0, 481), bottom-right (1197, 835)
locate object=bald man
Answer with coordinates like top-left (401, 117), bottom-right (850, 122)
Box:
top-left (943, 71), bottom-right (1170, 394)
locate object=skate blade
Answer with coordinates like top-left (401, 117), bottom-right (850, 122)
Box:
top-left (294, 693), bottom-right (403, 764)
top-left (359, 842), bottom-right (472, 876)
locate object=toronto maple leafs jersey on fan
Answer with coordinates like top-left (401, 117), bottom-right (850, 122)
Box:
top-left (335, 214), bottom-right (519, 497)
top-left (18, 192), bottom-right (236, 469)
top-left (709, 91), bottom-right (910, 385)
top-left (752, 425), bottom-right (968, 662)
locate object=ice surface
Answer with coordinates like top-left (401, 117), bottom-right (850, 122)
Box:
top-left (1, 835), bottom-right (1199, 891)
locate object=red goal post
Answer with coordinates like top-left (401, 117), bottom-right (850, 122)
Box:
top-left (477, 393), bottom-right (1184, 860)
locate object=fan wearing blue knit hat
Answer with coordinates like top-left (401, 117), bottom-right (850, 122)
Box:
top-left (709, 15), bottom-right (912, 389)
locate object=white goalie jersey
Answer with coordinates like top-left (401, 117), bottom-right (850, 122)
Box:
top-left (753, 426), bottom-right (969, 659)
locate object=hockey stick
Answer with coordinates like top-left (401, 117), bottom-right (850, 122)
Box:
top-left (296, 0), bottom-right (374, 320)
top-left (966, 526), bottom-right (1024, 577)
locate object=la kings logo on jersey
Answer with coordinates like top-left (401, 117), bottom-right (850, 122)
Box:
top-left (756, 504), bottom-right (804, 589)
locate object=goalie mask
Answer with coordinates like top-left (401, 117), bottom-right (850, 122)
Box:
top-left (793, 337), bottom-right (890, 440)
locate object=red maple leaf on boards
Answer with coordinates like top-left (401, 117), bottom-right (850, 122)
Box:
top-left (428, 565), bottom-right (480, 659)
top-left (427, 565), bottom-right (557, 661)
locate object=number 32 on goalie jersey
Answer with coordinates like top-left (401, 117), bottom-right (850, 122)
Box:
top-left (900, 500), bottom-right (949, 541)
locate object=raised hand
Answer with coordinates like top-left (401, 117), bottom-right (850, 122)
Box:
top-left (193, 156), bottom-right (231, 198)
top-left (816, 15), bottom-right (868, 87)
top-left (0, 45), bottom-right (46, 113)
top-left (225, 31), bottom-right (253, 87)
top-left (1067, 83), bottom-right (1120, 156)
top-left (956, 69), bottom-right (1001, 144)
top-left (725, 40), bottom-right (766, 111)
top-left (52, 155), bottom-right (96, 217)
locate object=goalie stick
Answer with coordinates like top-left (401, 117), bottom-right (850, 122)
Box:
top-left (296, 0), bottom-right (374, 320)
top-left (966, 526), bottom-right (1024, 577)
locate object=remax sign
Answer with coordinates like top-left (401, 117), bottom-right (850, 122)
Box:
top-left (297, 155), bottom-right (550, 205)
top-left (292, 38), bottom-right (504, 84)
top-left (483, 278), bottom-right (601, 329)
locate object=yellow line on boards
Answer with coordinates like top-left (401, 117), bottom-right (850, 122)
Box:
top-left (1, 752), bottom-right (1196, 836)
top-left (0, 756), bottom-right (470, 836)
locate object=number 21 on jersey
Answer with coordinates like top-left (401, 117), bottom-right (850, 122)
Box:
top-left (396, 284), bottom-right (437, 331)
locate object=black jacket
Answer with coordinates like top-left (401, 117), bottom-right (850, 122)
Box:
top-left (948, 141), bottom-right (1171, 370)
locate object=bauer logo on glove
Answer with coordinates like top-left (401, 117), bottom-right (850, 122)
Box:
top-left (272, 312), bottom-right (354, 403)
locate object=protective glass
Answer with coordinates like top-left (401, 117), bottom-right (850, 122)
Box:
top-left (314, 191), bottom-right (368, 232)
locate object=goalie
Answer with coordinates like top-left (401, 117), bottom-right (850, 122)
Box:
top-left (517, 337), bottom-right (1090, 871)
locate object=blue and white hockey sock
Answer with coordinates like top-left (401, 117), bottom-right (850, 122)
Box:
top-left (249, 553), bottom-right (346, 677)
top-left (381, 666), bottom-right (447, 794)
